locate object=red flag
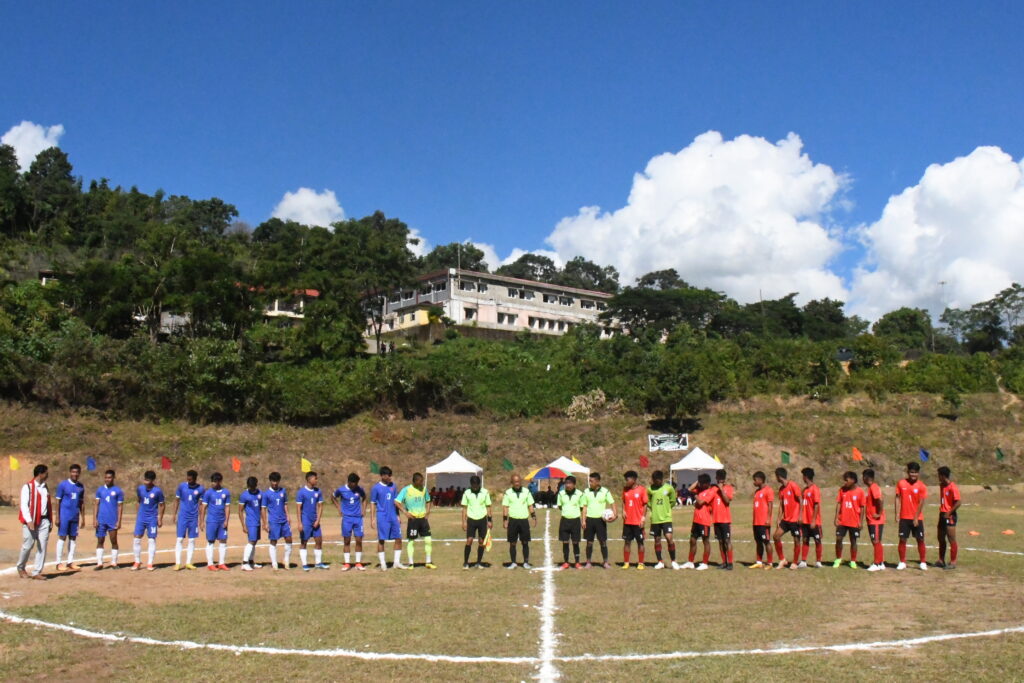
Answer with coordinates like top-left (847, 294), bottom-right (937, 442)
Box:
top-left (639, 454), bottom-right (650, 468)
top-left (852, 447), bottom-right (864, 462)
top-left (231, 457), bottom-right (241, 473)
top-left (160, 456), bottom-right (172, 470)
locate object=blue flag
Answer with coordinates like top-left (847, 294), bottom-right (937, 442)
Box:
top-left (86, 456), bottom-right (97, 471)
top-left (918, 447), bottom-right (930, 463)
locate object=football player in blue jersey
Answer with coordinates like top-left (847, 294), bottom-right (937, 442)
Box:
top-left (296, 471), bottom-right (328, 571)
top-left (200, 472), bottom-right (231, 571)
top-left (173, 470), bottom-right (204, 570)
top-left (132, 471), bottom-right (165, 571)
top-left (261, 471), bottom-right (293, 570)
top-left (93, 470), bottom-right (125, 569)
top-left (238, 476), bottom-right (264, 571)
top-left (332, 473), bottom-right (367, 571)
top-left (370, 466), bottom-right (406, 571)
top-left (54, 464), bottom-right (85, 571)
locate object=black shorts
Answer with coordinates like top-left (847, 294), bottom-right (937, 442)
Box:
top-left (939, 512), bottom-right (958, 528)
top-left (650, 522), bottom-right (673, 538)
top-left (406, 517), bottom-right (431, 539)
top-left (835, 525), bottom-right (860, 540)
top-left (779, 520), bottom-right (802, 538)
top-left (584, 518), bottom-right (607, 542)
top-left (801, 524), bottom-right (822, 541)
top-left (622, 524), bottom-right (645, 543)
top-left (867, 523), bottom-right (884, 543)
top-left (507, 518), bottom-right (531, 543)
top-left (753, 525), bottom-right (771, 544)
top-left (558, 518), bottom-right (581, 542)
top-left (898, 519), bottom-right (925, 540)
top-left (690, 523), bottom-right (710, 539)
top-left (466, 518), bottom-right (488, 540)
top-left (713, 522), bottom-right (731, 542)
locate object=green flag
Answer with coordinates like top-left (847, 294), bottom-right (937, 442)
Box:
top-left (370, 461), bottom-right (380, 474)
top-left (781, 451), bottom-right (791, 465)
top-left (996, 447), bottom-right (1005, 462)
top-left (501, 457), bottom-right (514, 471)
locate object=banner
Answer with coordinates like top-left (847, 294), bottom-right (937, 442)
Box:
top-left (647, 434), bottom-right (688, 452)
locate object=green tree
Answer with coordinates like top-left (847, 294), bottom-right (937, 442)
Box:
top-left (802, 298), bottom-right (848, 341)
top-left (554, 256), bottom-right (620, 293)
top-left (872, 307), bottom-right (933, 350)
top-left (22, 147), bottom-right (79, 239)
top-left (0, 144), bottom-right (22, 234)
top-left (421, 241), bottom-right (489, 273)
top-left (495, 253), bottom-right (558, 282)
top-left (635, 268), bottom-right (686, 290)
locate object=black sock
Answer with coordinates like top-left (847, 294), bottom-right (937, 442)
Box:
top-left (586, 543), bottom-right (593, 562)
top-left (562, 543), bottom-right (569, 563)
top-left (600, 543), bottom-right (608, 561)
top-left (510, 544), bottom-right (517, 564)
top-left (572, 542), bottom-right (580, 562)
top-left (464, 545), bottom-right (471, 564)
top-left (668, 543), bottom-right (676, 561)
top-left (655, 543), bottom-right (663, 561)
top-left (522, 542), bottom-right (530, 563)
top-left (476, 545), bottom-right (484, 563)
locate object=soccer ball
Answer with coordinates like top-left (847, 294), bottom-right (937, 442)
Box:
top-left (602, 509), bottom-right (615, 522)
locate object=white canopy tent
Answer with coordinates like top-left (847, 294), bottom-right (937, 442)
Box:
top-left (425, 450), bottom-right (484, 492)
top-left (669, 447), bottom-right (724, 487)
top-left (545, 456), bottom-right (590, 477)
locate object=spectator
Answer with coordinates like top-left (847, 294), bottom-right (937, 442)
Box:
top-left (17, 464), bottom-right (52, 580)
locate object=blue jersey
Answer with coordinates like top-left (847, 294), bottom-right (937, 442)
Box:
top-left (239, 489), bottom-right (263, 527)
top-left (334, 485), bottom-right (366, 518)
top-left (175, 482), bottom-right (205, 520)
top-left (95, 485), bottom-right (125, 526)
top-left (371, 482), bottom-right (398, 521)
top-left (262, 486), bottom-right (288, 524)
top-left (202, 487), bottom-right (231, 521)
top-left (296, 487), bottom-right (323, 524)
top-left (137, 485), bottom-right (165, 522)
top-left (55, 478), bottom-right (85, 520)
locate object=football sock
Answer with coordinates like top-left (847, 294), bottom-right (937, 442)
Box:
top-left (688, 548), bottom-right (696, 563)
top-left (572, 542), bottom-right (580, 562)
top-left (510, 544), bottom-right (518, 564)
top-left (393, 549), bottom-right (402, 566)
top-left (815, 543), bottom-right (823, 562)
top-left (623, 548), bottom-right (630, 565)
top-left (111, 549), bottom-right (118, 564)
top-left (850, 547), bottom-right (857, 562)
top-left (424, 538), bottom-right (432, 563)
top-left (950, 542), bottom-right (958, 563)
top-left (243, 543), bottom-right (253, 563)
top-left (600, 542), bottom-right (608, 562)
top-left (206, 543), bottom-right (215, 566)
top-left (56, 539), bottom-right (65, 564)
top-left (300, 548), bottom-right (308, 566)
top-left (668, 542), bottom-right (676, 561)
top-left (68, 540), bottom-right (77, 564)
top-left (654, 542), bottom-right (663, 561)
top-left (522, 542), bottom-right (530, 563)
top-left (269, 544), bottom-right (278, 567)
top-left (356, 551), bottom-right (362, 563)
top-left (898, 540), bottom-right (907, 562)
top-left (147, 538), bottom-right (155, 565)
top-left (475, 545), bottom-right (483, 563)
top-left (378, 550), bottom-right (387, 567)
top-left (873, 542), bottom-right (884, 565)
top-left (586, 543), bottom-right (593, 562)
top-left (133, 537), bottom-right (142, 563)
top-left (218, 542), bottom-right (226, 565)
top-left (563, 543), bottom-right (570, 564)
top-left (720, 548), bottom-right (727, 564)
top-left (345, 551), bottom-right (351, 564)
top-left (774, 539), bottom-right (784, 559)
top-left (284, 543), bottom-right (292, 566)
top-left (407, 542), bottom-right (415, 565)
top-left (314, 549), bottom-right (322, 564)
top-left (463, 545), bottom-right (471, 564)
top-left (702, 547), bottom-right (710, 564)
top-left (916, 540), bottom-right (927, 562)
top-left (727, 549), bottom-right (733, 564)
top-left (637, 547), bottom-right (644, 564)
top-left (175, 538), bottom-right (183, 565)
top-left (801, 544), bottom-right (809, 562)
top-left (96, 548), bottom-right (104, 566)
top-left (186, 538), bottom-right (195, 565)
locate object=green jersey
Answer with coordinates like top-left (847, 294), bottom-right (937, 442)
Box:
top-left (502, 488), bottom-right (535, 519)
top-left (556, 488), bottom-right (585, 519)
top-left (581, 486), bottom-right (614, 519)
top-left (647, 483), bottom-right (676, 525)
top-left (396, 485), bottom-right (430, 518)
top-left (461, 488), bottom-right (491, 520)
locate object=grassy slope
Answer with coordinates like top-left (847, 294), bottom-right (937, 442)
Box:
top-left (0, 392), bottom-right (1021, 500)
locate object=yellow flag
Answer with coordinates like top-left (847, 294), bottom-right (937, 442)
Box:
top-left (9, 455), bottom-right (20, 471)
top-left (714, 455), bottom-right (721, 463)
top-left (571, 456), bottom-right (581, 465)
top-left (300, 457), bottom-right (312, 473)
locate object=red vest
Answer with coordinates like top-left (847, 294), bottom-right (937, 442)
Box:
top-left (19, 479), bottom-right (50, 525)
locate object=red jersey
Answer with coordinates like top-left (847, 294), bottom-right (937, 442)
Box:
top-left (801, 484), bottom-right (822, 526)
top-left (779, 481), bottom-right (801, 522)
top-left (896, 479), bottom-right (928, 520)
top-left (940, 482), bottom-right (960, 513)
top-left (622, 485), bottom-right (648, 526)
top-left (836, 486), bottom-right (866, 527)
top-left (865, 482), bottom-right (885, 524)
top-left (711, 484), bottom-right (734, 523)
top-left (752, 486), bottom-right (774, 526)
top-left (693, 487), bottom-right (717, 526)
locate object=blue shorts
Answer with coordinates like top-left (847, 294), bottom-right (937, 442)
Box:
top-left (342, 517), bottom-right (364, 538)
top-left (58, 517), bottom-right (79, 538)
top-left (206, 520), bottom-right (228, 543)
top-left (246, 523), bottom-right (262, 543)
top-left (177, 517), bottom-right (199, 539)
top-left (377, 517), bottom-right (401, 541)
top-left (300, 522), bottom-right (322, 543)
top-left (96, 522), bottom-right (118, 538)
top-left (268, 520), bottom-right (292, 541)
top-left (134, 518), bottom-right (159, 539)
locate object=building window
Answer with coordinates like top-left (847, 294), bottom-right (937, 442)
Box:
top-left (389, 293), bottom-right (401, 304)
top-left (421, 284), bottom-right (433, 295)
top-left (557, 321), bottom-right (566, 331)
top-left (403, 291), bottom-right (414, 300)
top-left (435, 281), bottom-right (447, 291)
top-left (508, 287), bottom-right (520, 298)
top-left (478, 283), bottom-right (488, 293)
top-left (543, 293), bottom-right (558, 304)
top-left (523, 290), bottom-right (535, 300)
top-left (464, 307), bottom-right (476, 320)
top-left (559, 297), bottom-right (574, 307)
top-left (498, 312), bottom-right (518, 325)
top-left (581, 300), bottom-right (595, 310)
top-left (596, 301), bottom-right (607, 311)
top-left (460, 281), bottom-right (476, 291)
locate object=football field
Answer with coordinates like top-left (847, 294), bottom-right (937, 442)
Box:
top-left (1, 490), bottom-right (1022, 681)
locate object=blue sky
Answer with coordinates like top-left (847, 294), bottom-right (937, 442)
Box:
top-left (3, 2), bottom-right (1023, 316)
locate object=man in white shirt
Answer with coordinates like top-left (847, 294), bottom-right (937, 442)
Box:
top-left (17, 464), bottom-right (52, 580)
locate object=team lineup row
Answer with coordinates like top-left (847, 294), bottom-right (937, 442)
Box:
top-left (14, 461), bottom-right (962, 577)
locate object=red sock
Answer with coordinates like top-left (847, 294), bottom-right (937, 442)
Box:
top-left (756, 549), bottom-right (763, 562)
top-left (801, 544), bottom-right (809, 562)
top-left (917, 540), bottom-right (926, 562)
top-left (774, 540), bottom-right (784, 559)
top-left (898, 540), bottom-right (907, 562)
top-left (766, 546), bottom-right (774, 563)
top-left (728, 549), bottom-right (734, 563)
top-left (689, 548), bottom-right (696, 562)
top-left (950, 542), bottom-right (958, 563)
top-left (638, 548), bottom-right (645, 564)
top-left (702, 547), bottom-right (710, 564)
top-left (624, 549), bottom-right (630, 565)
top-left (720, 548), bottom-right (727, 563)
top-left (815, 543), bottom-right (823, 562)
top-left (874, 542), bottom-right (884, 565)
top-left (850, 548), bottom-right (857, 562)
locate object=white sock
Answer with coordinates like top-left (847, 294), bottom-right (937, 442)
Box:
top-left (244, 543), bottom-right (253, 563)
top-left (175, 538), bottom-right (183, 565)
top-left (269, 544), bottom-right (278, 567)
top-left (133, 537), bottom-right (142, 563)
top-left (284, 544), bottom-right (292, 565)
top-left (111, 549), bottom-right (118, 564)
top-left (68, 540), bottom-right (76, 564)
top-left (344, 551), bottom-right (350, 564)
top-left (96, 547), bottom-right (104, 566)
top-left (206, 543), bottom-right (214, 566)
top-left (355, 551), bottom-right (362, 563)
top-left (218, 543), bottom-right (226, 565)
top-left (394, 549), bottom-right (402, 566)
top-left (56, 538), bottom-right (65, 564)
top-left (300, 548), bottom-right (308, 566)
top-left (378, 551), bottom-right (386, 567)
top-left (186, 538), bottom-right (195, 565)
top-left (147, 538), bottom-right (156, 565)
top-left (314, 549), bottom-right (322, 564)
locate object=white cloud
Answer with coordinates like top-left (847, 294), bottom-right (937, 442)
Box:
top-left (849, 146), bottom-right (1024, 320)
top-left (471, 242), bottom-right (500, 271)
top-left (498, 248), bottom-right (564, 268)
top-left (545, 131), bottom-right (849, 304)
top-left (407, 227), bottom-right (429, 257)
top-left (2, 121), bottom-right (65, 171)
top-left (271, 187), bottom-right (344, 227)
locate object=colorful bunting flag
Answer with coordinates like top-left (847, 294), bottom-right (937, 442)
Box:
top-left (370, 461), bottom-right (380, 474)
top-left (639, 454), bottom-right (650, 468)
top-left (301, 457), bottom-right (312, 473)
top-left (501, 458), bottom-right (514, 471)
top-left (781, 451), bottom-right (791, 465)
top-left (161, 456), bottom-right (172, 470)
top-left (852, 447), bottom-right (864, 462)
top-left (231, 457), bottom-right (241, 473)
top-left (919, 447), bottom-right (930, 463)
top-left (571, 456), bottom-right (581, 465)
top-left (8, 455), bottom-right (19, 471)
top-left (86, 456), bottom-right (96, 471)
top-left (996, 447), bottom-right (1005, 462)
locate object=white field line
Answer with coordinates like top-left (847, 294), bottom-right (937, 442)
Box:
top-left (535, 510), bottom-right (559, 681)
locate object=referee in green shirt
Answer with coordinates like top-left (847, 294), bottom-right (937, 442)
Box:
top-left (556, 476), bottom-right (587, 568)
top-left (581, 472), bottom-right (616, 568)
top-left (502, 474), bottom-right (536, 569)
top-left (460, 475), bottom-right (491, 569)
